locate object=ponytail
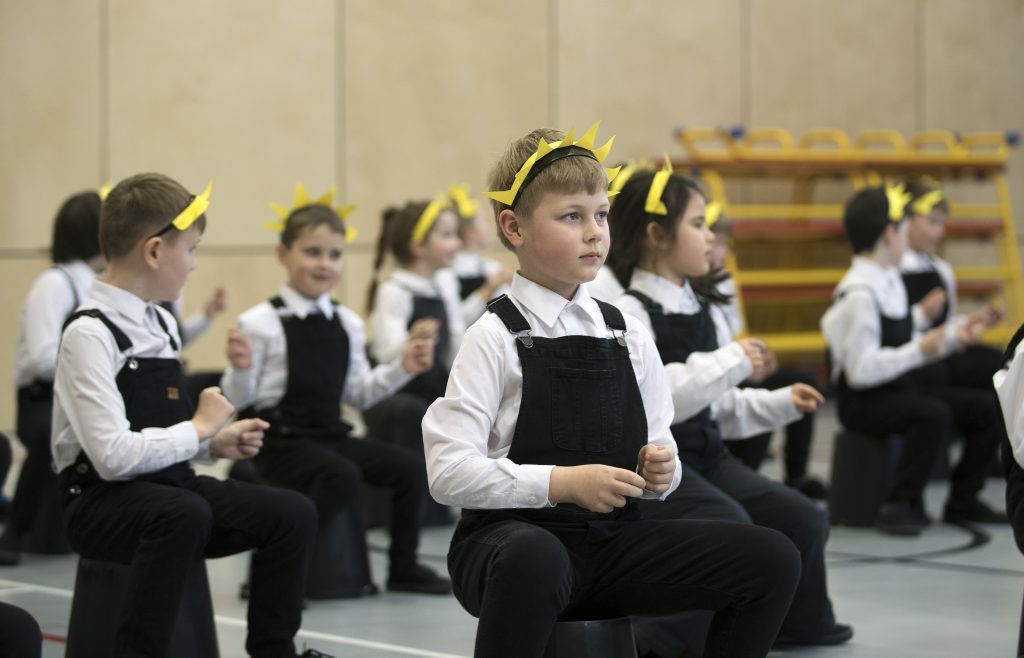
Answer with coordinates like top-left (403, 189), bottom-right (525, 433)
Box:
top-left (365, 207), bottom-right (400, 314)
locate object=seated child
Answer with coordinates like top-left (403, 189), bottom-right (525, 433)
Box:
top-left (707, 209), bottom-right (827, 499)
top-left (220, 189), bottom-right (450, 594)
top-left (2, 189), bottom-right (106, 565)
top-left (448, 183), bottom-right (511, 324)
top-left (821, 184), bottom-right (1005, 535)
top-left (52, 173), bottom-right (324, 657)
top-left (423, 124), bottom-right (802, 658)
top-left (607, 167), bottom-right (850, 648)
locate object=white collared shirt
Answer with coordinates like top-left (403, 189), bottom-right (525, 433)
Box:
top-left (369, 269), bottom-right (465, 369)
top-left (995, 339), bottom-right (1024, 468)
top-left (220, 284), bottom-right (412, 413)
top-left (52, 279), bottom-right (210, 480)
top-left (821, 255), bottom-right (958, 389)
top-left (14, 260), bottom-right (97, 387)
top-left (900, 250), bottom-right (959, 328)
top-left (422, 273), bottom-right (681, 510)
top-left (614, 269), bottom-right (798, 439)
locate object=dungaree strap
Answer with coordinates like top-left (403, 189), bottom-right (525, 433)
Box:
top-left (269, 295), bottom-right (286, 310)
top-left (595, 299), bottom-right (626, 331)
top-left (62, 309), bottom-right (133, 352)
top-left (1004, 322), bottom-right (1024, 365)
top-left (624, 289), bottom-right (665, 314)
top-left (485, 295), bottom-right (531, 334)
top-left (152, 308), bottom-right (179, 351)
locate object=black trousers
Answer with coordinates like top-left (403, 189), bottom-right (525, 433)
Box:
top-left (64, 474), bottom-right (316, 658)
top-left (255, 434), bottom-right (425, 575)
top-left (725, 367), bottom-right (817, 480)
top-left (10, 388), bottom-right (56, 533)
top-left (839, 384), bottom-right (1001, 504)
top-left (448, 513), bottom-right (801, 658)
top-left (639, 457), bottom-right (835, 641)
top-left (1005, 433), bottom-right (1024, 554)
top-left (0, 602), bottom-right (41, 658)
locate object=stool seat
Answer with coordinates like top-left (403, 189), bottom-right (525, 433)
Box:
top-left (66, 557), bottom-right (219, 658)
top-left (544, 617), bottom-right (637, 658)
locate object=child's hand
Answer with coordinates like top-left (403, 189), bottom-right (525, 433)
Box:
top-left (548, 464), bottom-right (646, 513)
top-left (918, 287), bottom-right (947, 322)
top-left (209, 418), bottom-right (268, 461)
top-left (967, 303), bottom-right (1003, 330)
top-left (791, 383), bottom-right (824, 413)
top-left (226, 327), bottom-right (252, 370)
top-left (192, 387), bottom-right (235, 440)
top-left (919, 326), bottom-right (948, 358)
top-left (737, 338), bottom-right (768, 382)
top-left (954, 317), bottom-right (985, 345)
top-left (637, 444), bottom-right (676, 495)
top-left (402, 336), bottom-right (435, 375)
top-left (408, 317), bottom-right (440, 341)
top-left (203, 286), bottom-right (228, 320)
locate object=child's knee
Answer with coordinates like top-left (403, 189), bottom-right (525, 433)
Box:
top-left (493, 529), bottom-right (572, 594)
top-left (151, 493), bottom-right (214, 550)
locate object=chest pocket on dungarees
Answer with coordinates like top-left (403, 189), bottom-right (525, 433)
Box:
top-left (549, 366), bottom-right (623, 453)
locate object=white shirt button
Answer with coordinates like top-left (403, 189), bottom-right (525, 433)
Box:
top-left (528, 495), bottom-right (538, 505)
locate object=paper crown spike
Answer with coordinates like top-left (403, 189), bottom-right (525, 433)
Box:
top-left (592, 134), bottom-right (616, 163)
top-left (911, 189), bottom-right (945, 216)
top-left (171, 180), bottom-right (212, 231)
top-left (885, 182), bottom-right (912, 221)
top-left (293, 183), bottom-right (312, 208)
top-left (644, 155), bottom-right (673, 216)
top-left (576, 121), bottom-right (600, 150)
top-left (705, 201), bottom-right (723, 227)
top-left (98, 181), bottom-right (114, 201)
top-left (316, 186), bottom-right (337, 207)
top-left (268, 182), bottom-right (357, 242)
top-left (270, 201), bottom-right (290, 220)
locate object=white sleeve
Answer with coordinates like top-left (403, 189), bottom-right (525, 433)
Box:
top-left (995, 342), bottom-right (1024, 468)
top-left (712, 386), bottom-right (802, 440)
top-left (630, 321), bottom-right (682, 499)
top-left (369, 282), bottom-right (414, 365)
top-left (55, 323), bottom-right (200, 480)
top-left (219, 314), bottom-right (264, 409)
top-left (340, 308), bottom-right (413, 409)
top-left (664, 344), bottom-right (754, 424)
top-left (21, 271), bottom-right (78, 382)
top-left (180, 310), bottom-right (212, 346)
top-left (422, 324), bottom-right (555, 509)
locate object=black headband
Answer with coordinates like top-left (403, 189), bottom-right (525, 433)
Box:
top-left (509, 145), bottom-right (599, 209)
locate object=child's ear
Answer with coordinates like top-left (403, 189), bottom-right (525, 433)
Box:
top-left (498, 209), bottom-right (525, 248)
top-left (644, 221), bottom-right (666, 250)
top-left (142, 237), bottom-right (162, 270)
top-left (275, 243), bottom-right (288, 266)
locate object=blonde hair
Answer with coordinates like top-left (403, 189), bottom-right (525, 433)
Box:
top-left (487, 128), bottom-right (609, 250)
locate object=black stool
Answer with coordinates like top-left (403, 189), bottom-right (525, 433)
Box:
top-left (544, 618), bottom-right (637, 658)
top-left (66, 557), bottom-right (219, 658)
top-left (828, 431), bottom-right (900, 526)
top-left (229, 461), bottom-right (375, 599)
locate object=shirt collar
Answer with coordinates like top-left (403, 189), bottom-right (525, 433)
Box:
top-left (278, 284), bottom-right (333, 318)
top-left (392, 269), bottom-right (440, 296)
top-left (509, 272), bottom-right (605, 330)
top-left (90, 279), bottom-right (151, 325)
top-left (627, 268), bottom-right (698, 313)
top-left (900, 250), bottom-right (936, 273)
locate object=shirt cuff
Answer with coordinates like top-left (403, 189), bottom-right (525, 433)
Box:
top-left (722, 342), bottom-right (755, 387)
top-left (172, 420), bottom-right (204, 462)
top-left (516, 463), bottom-right (556, 508)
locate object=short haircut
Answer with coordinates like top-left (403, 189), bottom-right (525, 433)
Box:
top-left (280, 204), bottom-right (347, 248)
top-left (843, 187), bottom-right (898, 254)
top-left (487, 128), bottom-right (609, 250)
top-left (100, 173), bottom-right (207, 260)
top-left (51, 191), bottom-right (101, 264)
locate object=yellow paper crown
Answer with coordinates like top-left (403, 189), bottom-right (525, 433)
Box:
top-left (705, 201), bottom-right (723, 228)
top-left (910, 189), bottom-right (945, 217)
top-left (485, 122), bottom-right (621, 207)
top-left (644, 155), bottom-right (674, 216)
top-left (412, 194), bottom-right (452, 243)
top-left (609, 161), bottom-right (642, 197)
top-left (98, 181), bottom-right (114, 201)
top-left (885, 182), bottom-right (912, 222)
top-left (448, 184), bottom-right (479, 219)
top-left (267, 182), bottom-right (357, 242)
top-left (170, 181), bottom-right (212, 231)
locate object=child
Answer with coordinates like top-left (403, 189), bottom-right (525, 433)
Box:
top-left (51, 173), bottom-right (324, 658)
top-left (607, 168), bottom-right (851, 648)
top-left (423, 124), bottom-right (801, 658)
top-left (995, 322), bottom-right (1024, 551)
top-left (449, 183), bottom-right (511, 324)
top-left (821, 184), bottom-right (1005, 535)
top-left (708, 208), bottom-right (828, 499)
top-left (1, 190), bottom-right (106, 566)
top-left (220, 190), bottom-right (451, 594)
top-left (900, 178), bottom-right (1006, 389)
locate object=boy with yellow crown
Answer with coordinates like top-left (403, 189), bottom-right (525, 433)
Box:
top-left (220, 184), bottom-right (452, 595)
top-left (52, 173), bottom-right (326, 658)
top-left (822, 184), bottom-right (1005, 536)
top-left (421, 124), bottom-right (802, 658)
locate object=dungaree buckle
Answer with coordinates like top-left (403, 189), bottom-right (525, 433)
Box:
top-left (515, 331), bottom-right (534, 348)
top-left (613, 330), bottom-right (627, 348)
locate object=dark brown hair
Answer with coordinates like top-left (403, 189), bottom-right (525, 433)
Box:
top-left (100, 173), bottom-right (207, 260)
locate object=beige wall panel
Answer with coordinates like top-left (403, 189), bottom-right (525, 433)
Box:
top-left (750, 1), bottom-right (916, 137)
top-left (556, 0), bottom-right (743, 162)
top-left (343, 0), bottom-right (549, 256)
top-left (106, 0), bottom-right (336, 247)
top-left (0, 1), bottom-right (101, 250)
top-left (921, 0), bottom-right (1024, 224)
top-left (0, 257), bottom-right (52, 431)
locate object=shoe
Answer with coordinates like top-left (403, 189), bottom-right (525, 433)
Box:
top-left (943, 498), bottom-right (1008, 524)
top-left (387, 563), bottom-right (452, 595)
top-left (0, 528), bottom-right (21, 566)
top-left (875, 501), bottom-right (924, 536)
top-left (786, 475), bottom-right (828, 500)
top-left (774, 622), bottom-right (854, 647)
top-left (298, 649), bottom-right (336, 657)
